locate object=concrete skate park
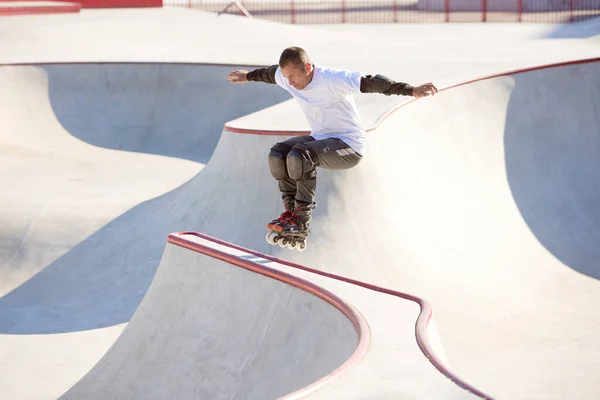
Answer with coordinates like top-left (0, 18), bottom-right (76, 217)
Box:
top-left (1, 4), bottom-right (600, 399)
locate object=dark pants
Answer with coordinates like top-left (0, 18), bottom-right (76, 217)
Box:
top-left (268, 136), bottom-right (363, 212)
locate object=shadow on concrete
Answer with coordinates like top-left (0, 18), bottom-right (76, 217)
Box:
top-left (44, 63), bottom-right (291, 163)
top-left (0, 118), bottom-right (357, 334)
top-left (504, 61), bottom-right (600, 279)
top-left (544, 15), bottom-right (600, 38)
top-left (0, 179), bottom-right (193, 334)
top-left (0, 63), bottom-right (294, 335)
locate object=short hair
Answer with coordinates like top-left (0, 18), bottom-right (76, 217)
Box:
top-left (279, 47), bottom-right (311, 70)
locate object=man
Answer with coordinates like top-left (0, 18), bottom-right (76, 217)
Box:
top-left (227, 47), bottom-right (437, 247)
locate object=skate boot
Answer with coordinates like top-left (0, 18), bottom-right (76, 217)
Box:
top-left (266, 201), bottom-right (295, 233)
top-left (269, 206), bottom-right (312, 252)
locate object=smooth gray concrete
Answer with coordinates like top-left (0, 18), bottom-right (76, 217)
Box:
top-left (187, 61), bottom-right (600, 399)
top-left (158, 234), bottom-right (481, 399)
top-left (0, 62), bottom-right (287, 333)
top-left (61, 243), bottom-right (359, 400)
top-left (0, 7), bottom-right (599, 400)
top-left (42, 63), bottom-right (290, 163)
top-left (0, 61), bottom-right (287, 399)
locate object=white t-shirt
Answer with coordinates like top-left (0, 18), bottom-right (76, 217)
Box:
top-left (274, 64), bottom-right (367, 156)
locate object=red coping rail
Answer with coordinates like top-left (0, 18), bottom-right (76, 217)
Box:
top-left (167, 232), bottom-right (372, 400)
top-left (169, 232), bottom-right (496, 399)
top-left (209, 57), bottom-right (600, 396)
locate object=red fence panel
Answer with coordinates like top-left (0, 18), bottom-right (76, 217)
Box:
top-left (81, 0), bottom-right (162, 7)
top-left (166, 0), bottom-right (600, 24)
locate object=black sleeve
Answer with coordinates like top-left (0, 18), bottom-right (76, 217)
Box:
top-left (246, 65), bottom-right (278, 84)
top-left (360, 74), bottom-right (414, 97)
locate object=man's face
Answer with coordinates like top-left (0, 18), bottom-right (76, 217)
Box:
top-left (280, 62), bottom-right (313, 90)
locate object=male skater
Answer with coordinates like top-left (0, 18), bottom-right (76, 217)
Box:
top-left (227, 47), bottom-right (438, 243)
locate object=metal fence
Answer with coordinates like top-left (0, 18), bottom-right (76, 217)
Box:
top-left (165, 0), bottom-right (600, 23)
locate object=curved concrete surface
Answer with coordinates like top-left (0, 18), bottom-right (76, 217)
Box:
top-left (138, 60), bottom-right (599, 399)
top-left (0, 63), bottom-right (289, 162)
top-left (1, 8), bottom-right (599, 400)
top-left (7, 59), bottom-right (598, 400)
top-left (0, 62), bottom-right (287, 329)
top-left (62, 231), bottom-right (487, 399)
top-left (170, 232), bottom-right (491, 399)
top-left (37, 63), bottom-right (290, 163)
top-left (61, 239), bottom-right (363, 400)
top-left (0, 62), bottom-right (287, 398)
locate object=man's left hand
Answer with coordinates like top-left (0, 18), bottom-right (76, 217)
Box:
top-left (413, 83), bottom-right (439, 98)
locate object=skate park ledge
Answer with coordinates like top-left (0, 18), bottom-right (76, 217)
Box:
top-left (168, 232), bottom-right (495, 399)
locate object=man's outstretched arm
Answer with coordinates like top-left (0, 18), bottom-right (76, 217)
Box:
top-left (227, 65), bottom-right (278, 84)
top-left (360, 74), bottom-right (438, 99)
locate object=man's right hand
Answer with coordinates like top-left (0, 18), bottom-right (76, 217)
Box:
top-left (227, 70), bottom-right (249, 84)
top-left (412, 83), bottom-right (438, 98)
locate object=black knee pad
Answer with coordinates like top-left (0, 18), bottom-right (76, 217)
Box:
top-left (287, 144), bottom-right (317, 181)
top-left (268, 142), bottom-right (294, 179)
top-left (268, 150), bottom-right (287, 179)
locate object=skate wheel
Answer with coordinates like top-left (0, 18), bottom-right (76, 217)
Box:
top-left (286, 241), bottom-right (295, 250)
top-left (296, 240), bottom-right (307, 252)
top-left (266, 232), bottom-right (277, 245)
top-left (278, 237), bottom-right (287, 248)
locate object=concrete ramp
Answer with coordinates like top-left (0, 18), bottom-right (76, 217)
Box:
top-left (0, 62), bottom-right (289, 399)
top-left (2, 9), bottom-right (600, 400)
top-left (152, 59), bottom-right (600, 399)
top-left (60, 236), bottom-right (362, 400)
top-left (0, 62), bottom-right (290, 328)
top-left (502, 61), bottom-right (600, 278)
top-left (2, 63), bottom-right (290, 163)
top-left (53, 58), bottom-right (600, 399)
top-left (61, 233), bottom-right (486, 399)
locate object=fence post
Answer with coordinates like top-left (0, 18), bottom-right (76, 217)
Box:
top-left (517, 0), bottom-right (522, 22)
top-left (570, 0), bottom-right (574, 22)
top-left (482, 0), bottom-right (487, 22)
top-left (445, 0), bottom-right (450, 22)
top-left (393, 0), bottom-right (398, 22)
top-left (342, 0), bottom-right (346, 23)
top-left (291, 0), bottom-right (295, 24)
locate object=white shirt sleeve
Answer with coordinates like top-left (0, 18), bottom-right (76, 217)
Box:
top-left (274, 67), bottom-right (286, 88)
top-left (325, 68), bottom-right (363, 96)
